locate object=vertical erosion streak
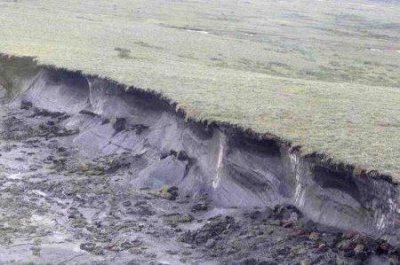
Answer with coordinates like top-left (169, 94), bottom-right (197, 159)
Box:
top-left (291, 152), bottom-right (306, 208)
top-left (212, 135), bottom-right (225, 189)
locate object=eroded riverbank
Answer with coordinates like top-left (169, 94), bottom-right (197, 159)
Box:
top-left (0, 55), bottom-right (399, 264)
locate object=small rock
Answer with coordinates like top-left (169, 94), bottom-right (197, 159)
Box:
top-left (167, 186), bottom-right (179, 196)
top-left (273, 204), bottom-right (302, 221)
top-left (159, 186), bottom-right (179, 201)
top-left (337, 239), bottom-right (352, 250)
top-left (122, 201), bottom-right (132, 207)
top-left (191, 202), bottom-right (208, 212)
top-left (182, 250), bottom-right (192, 256)
top-left (57, 146), bottom-right (67, 152)
top-left (92, 247), bottom-right (105, 256)
top-left (342, 231), bottom-right (357, 240)
top-left (179, 216), bottom-right (236, 244)
top-left (129, 248), bottom-right (144, 255)
top-left (317, 243), bottom-right (327, 252)
top-left (47, 120), bottom-right (55, 126)
top-left (163, 213), bottom-right (194, 226)
top-left (205, 239), bottom-right (216, 249)
top-left (80, 242), bottom-right (96, 252)
top-left (120, 241), bottom-right (136, 250)
top-left (354, 244), bottom-right (364, 254)
top-left (378, 242), bottom-right (392, 254)
top-left (309, 232), bottom-right (320, 241)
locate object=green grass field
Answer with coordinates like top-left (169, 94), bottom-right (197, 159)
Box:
top-left (0, 0), bottom-right (399, 179)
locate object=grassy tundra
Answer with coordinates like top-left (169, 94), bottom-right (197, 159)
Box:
top-left (0, 0), bottom-right (399, 178)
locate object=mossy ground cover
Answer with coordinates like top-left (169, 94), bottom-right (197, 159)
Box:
top-left (0, 0), bottom-right (399, 178)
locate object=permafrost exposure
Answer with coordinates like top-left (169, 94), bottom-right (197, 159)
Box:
top-left (0, 55), bottom-right (399, 264)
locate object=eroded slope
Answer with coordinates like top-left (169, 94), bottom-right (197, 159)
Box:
top-left (0, 57), bottom-right (399, 264)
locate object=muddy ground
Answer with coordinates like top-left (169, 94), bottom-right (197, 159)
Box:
top-left (0, 101), bottom-right (398, 264)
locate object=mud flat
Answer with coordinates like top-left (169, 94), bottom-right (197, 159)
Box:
top-left (0, 55), bottom-right (399, 264)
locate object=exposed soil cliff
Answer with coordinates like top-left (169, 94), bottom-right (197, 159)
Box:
top-left (0, 55), bottom-right (399, 264)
